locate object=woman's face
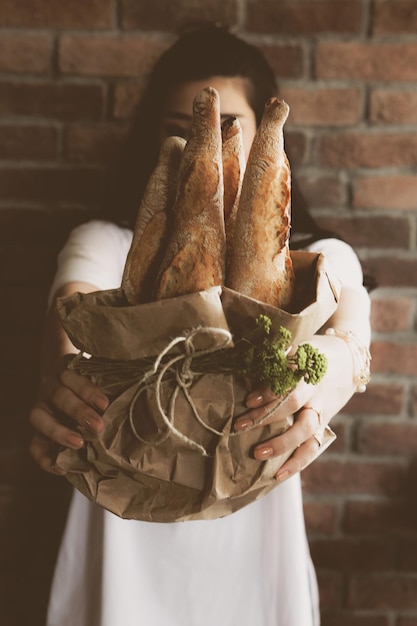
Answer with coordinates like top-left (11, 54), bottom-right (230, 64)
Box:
top-left (159, 76), bottom-right (257, 160)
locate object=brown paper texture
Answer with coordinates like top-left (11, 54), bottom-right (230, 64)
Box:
top-left (55, 251), bottom-right (339, 522)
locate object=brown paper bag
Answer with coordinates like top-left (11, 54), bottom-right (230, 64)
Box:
top-left (55, 251), bottom-right (339, 521)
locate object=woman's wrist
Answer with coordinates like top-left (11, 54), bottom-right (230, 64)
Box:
top-left (324, 327), bottom-right (371, 393)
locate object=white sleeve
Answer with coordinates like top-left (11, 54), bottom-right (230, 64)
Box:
top-left (304, 238), bottom-right (364, 290)
top-left (48, 220), bottom-right (133, 305)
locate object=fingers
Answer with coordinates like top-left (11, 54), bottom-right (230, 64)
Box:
top-left (40, 367), bottom-right (109, 437)
top-left (60, 368), bottom-right (109, 413)
top-left (50, 383), bottom-right (105, 435)
top-left (235, 383), bottom-right (329, 482)
top-left (234, 396), bottom-right (283, 431)
top-left (275, 435), bottom-right (323, 482)
top-left (234, 385), bottom-right (305, 432)
top-left (252, 405), bottom-right (320, 459)
top-left (245, 384), bottom-right (280, 408)
top-left (27, 346), bottom-right (111, 475)
top-left (242, 404), bottom-right (324, 482)
top-left (28, 432), bottom-right (66, 476)
top-left (29, 359), bottom-right (111, 476)
top-left (29, 401), bottom-right (84, 449)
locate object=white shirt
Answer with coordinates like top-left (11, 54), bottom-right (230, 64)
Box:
top-left (47, 220), bottom-right (366, 626)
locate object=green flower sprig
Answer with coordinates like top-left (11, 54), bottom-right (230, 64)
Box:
top-left (235, 314), bottom-right (328, 396)
top-left (69, 314), bottom-right (328, 399)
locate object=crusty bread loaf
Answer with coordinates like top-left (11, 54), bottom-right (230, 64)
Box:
top-left (121, 136), bottom-right (186, 304)
top-left (154, 87), bottom-right (225, 300)
top-left (221, 116), bottom-right (245, 270)
top-left (227, 98), bottom-right (295, 310)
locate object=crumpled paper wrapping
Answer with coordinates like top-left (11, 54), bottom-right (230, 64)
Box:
top-left (55, 251), bottom-right (339, 522)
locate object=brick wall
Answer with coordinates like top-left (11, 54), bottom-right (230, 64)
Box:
top-left (1, 1), bottom-right (416, 624)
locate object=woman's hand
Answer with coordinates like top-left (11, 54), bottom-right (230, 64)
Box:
top-left (234, 332), bottom-right (358, 481)
top-left (28, 355), bottom-right (109, 475)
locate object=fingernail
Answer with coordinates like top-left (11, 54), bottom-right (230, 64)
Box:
top-left (254, 446), bottom-right (273, 460)
top-left (234, 418), bottom-right (253, 432)
top-left (93, 394), bottom-right (109, 412)
top-left (246, 393), bottom-right (264, 408)
top-left (84, 415), bottom-right (103, 434)
top-left (276, 469), bottom-right (290, 482)
top-left (66, 433), bottom-right (84, 448)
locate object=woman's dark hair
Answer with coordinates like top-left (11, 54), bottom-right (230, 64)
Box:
top-left (102, 24), bottom-right (336, 245)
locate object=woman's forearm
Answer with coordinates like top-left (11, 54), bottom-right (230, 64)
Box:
top-left (321, 285), bottom-right (372, 347)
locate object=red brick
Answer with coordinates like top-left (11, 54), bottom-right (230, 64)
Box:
top-left (317, 133), bottom-right (417, 169)
top-left (405, 457), bottom-right (417, 523)
top-left (370, 298), bottom-right (413, 333)
top-left (0, 82), bottom-right (104, 121)
top-left (348, 574), bottom-right (417, 610)
top-left (412, 386), bottom-right (417, 417)
top-left (1, 332), bottom-right (42, 366)
top-left (344, 383), bottom-right (404, 417)
top-left (59, 35), bottom-right (168, 77)
top-left (0, 483), bottom-right (71, 625)
top-left (302, 459), bottom-right (405, 496)
top-left (0, 0), bottom-right (114, 28)
top-left (316, 42), bottom-right (417, 81)
top-left (370, 90), bottom-right (417, 125)
top-left (121, 0), bottom-right (238, 31)
top-left (0, 167), bottom-right (102, 205)
top-left (303, 501), bottom-right (338, 534)
top-left (285, 131), bottom-right (308, 166)
top-left (0, 33), bottom-right (51, 74)
top-left (0, 125), bottom-right (58, 160)
top-left (297, 175), bottom-right (346, 207)
top-left (0, 286), bottom-right (48, 329)
top-left (371, 341), bottom-right (417, 376)
top-left (314, 214), bottom-right (411, 250)
top-left (0, 431), bottom-right (37, 484)
top-left (344, 500), bottom-right (415, 535)
top-left (0, 208), bottom-right (93, 246)
top-left (324, 419), bottom-right (347, 454)
top-left (356, 422), bottom-right (417, 455)
top-left (310, 537), bottom-right (395, 571)
top-left (65, 123), bottom-right (127, 164)
top-left (397, 538), bottom-right (417, 571)
top-left (354, 175), bottom-right (417, 210)
top-left (0, 368), bottom-right (40, 409)
top-left (361, 256), bottom-right (417, 289)
top-left (282, 86), bottom-right (362, 126)
top-left (316, 570), bottom-right (344, 610)
top-left (247, 0), bottom-right (362, 34)
top-left (373, 0), bottom-right (417, 34)
top-left (260, 44), bottom-right (303, 79)
top-left (321, 612), bottom-right (389, 626)
top-left (0, 244), bottom-right (57, 283)
top-left (113, 81), bottom-right (145, 120)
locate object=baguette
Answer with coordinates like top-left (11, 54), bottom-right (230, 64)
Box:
top-left (221, 116), bottom-right (245, 269)
top-left (121, 135), bottom-right (186, 304)
top-left (155, 87), bottom-right (225, 300)
top-left (227, 98), bottom-right (295, 309)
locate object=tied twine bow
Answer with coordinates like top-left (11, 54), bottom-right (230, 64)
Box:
top-left (127, 325), bottom-right (293, 456)
top-left (128, 326), bottom-right (234, 457)
top-left (69, 315), bottom-right (327, 456)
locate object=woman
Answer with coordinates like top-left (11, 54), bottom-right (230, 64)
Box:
top-left (29, 25), bottom-right (371, 626)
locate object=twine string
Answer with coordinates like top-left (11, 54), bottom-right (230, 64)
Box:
top-left (128, 327), bottom-right (233, 456)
